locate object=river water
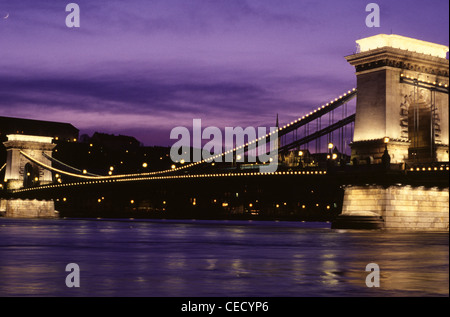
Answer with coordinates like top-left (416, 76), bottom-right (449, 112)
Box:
top-left (0, 218), bottom-right (448, 297)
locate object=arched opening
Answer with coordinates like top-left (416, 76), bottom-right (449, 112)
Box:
top-left (408, 99), bottom-right (434, 162)
top-left (23, 163), bottom-right (34, 188)
top-left (23, 163), bottom-right (39, 188)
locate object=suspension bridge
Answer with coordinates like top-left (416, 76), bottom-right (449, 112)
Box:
top-left (1, 34), bottom-right (449, 230)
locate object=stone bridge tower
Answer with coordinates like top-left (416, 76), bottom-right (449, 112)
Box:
top-left (346, 34), bottom-right (449, 165)
top-left (333, 35), bottom-right (449, 230)
top-left (3, 134), bottom-right (55, 190)
top-left (2, 134), bottom-right (56, 218)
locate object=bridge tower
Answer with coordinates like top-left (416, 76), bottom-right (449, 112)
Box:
top-left (333, 34), bottom-right (449, 230)
top-left (346, 34), bottom-right (449, 164)
top-left (1, 134), bottom-right (56, 218)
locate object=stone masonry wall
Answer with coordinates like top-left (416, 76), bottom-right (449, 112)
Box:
top-left (342, 185), bottom-right (449, 230)
top-left (5, 199), bottom-right (57, 218)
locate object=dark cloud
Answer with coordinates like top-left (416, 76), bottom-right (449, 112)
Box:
top-left (0, 0), bottom-right (447, 146)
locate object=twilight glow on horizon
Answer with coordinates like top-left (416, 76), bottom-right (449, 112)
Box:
top-left (0, 0), bottom-right (448, 146)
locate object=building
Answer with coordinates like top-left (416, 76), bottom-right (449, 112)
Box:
top-left (0, 116), bottom-right (79, 143)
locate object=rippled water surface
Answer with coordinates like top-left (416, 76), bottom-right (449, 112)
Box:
top-left (0, 218), bottom-right (448, 297)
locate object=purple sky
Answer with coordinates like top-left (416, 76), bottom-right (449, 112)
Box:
top-left (0, 0), bottom-right (448, 146)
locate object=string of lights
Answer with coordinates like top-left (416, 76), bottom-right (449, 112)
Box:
top-left (12, 169), bottom-right (328, 194)
top-left (14, 89), bottom-right (358, 182)
top-left (408, 165), bottom-right (449, 172)
top-left (41, 152), bottom-right (100, 177)
top-left (400, 74), bottom-right (449, 88)
top-left (122, 88), bottom-right (357, 177)
top-left (20, 151), bottom-right (117, 180)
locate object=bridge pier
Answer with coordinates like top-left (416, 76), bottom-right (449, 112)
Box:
top-left (0, 199), bottom-right (6, 216)
top-left (1, 134), bottom-right (57, 218)
top-left (332, 185), bottom-right (449, 230)
top-left (333, 35), bottom-right (449, 230)
top-left (1, 198), bottom-right (57, 218)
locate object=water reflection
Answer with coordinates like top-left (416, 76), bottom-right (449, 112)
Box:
top-left (0, 218), bottom-right (447, 296)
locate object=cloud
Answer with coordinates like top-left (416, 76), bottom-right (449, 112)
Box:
top-left (1, 0), bottom-right (446, 146)
top-left (0, 61), bottom-right (355, 146)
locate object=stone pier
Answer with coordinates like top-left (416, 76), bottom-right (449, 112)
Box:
top-left (1, 199), bottom-right (58, 218)
top-left (0, 199), bottom-right (6, 216)
top-left (333, 185), bottom-right (449, 230)
top-left (332, 34), bottom-right (449, 230)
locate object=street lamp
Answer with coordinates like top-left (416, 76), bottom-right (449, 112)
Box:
top-left (298, 150), bottom-right (303, 168)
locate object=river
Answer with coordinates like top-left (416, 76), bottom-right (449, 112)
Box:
top-left (0, 218), bottom-right (448, 297)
